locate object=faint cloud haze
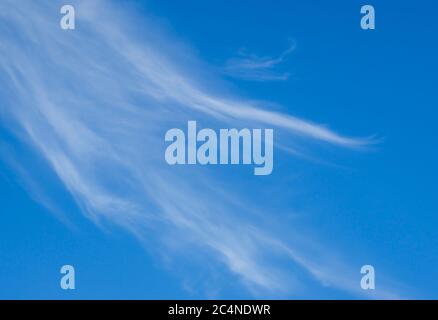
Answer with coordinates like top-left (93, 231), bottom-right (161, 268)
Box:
top-left (222, 41), bottom-right (296, 81)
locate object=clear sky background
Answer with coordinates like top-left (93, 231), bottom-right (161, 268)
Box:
top-left (0, 0), bottom-right (437, 299)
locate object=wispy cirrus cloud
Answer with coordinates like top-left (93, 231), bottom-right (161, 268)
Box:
top-left (0, 0), bottom-right (402, 298)
top-left (221, 41), bottom-right (296, 82)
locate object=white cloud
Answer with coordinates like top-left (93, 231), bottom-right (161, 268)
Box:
top-left (0, 0), bottom-right (402, 298)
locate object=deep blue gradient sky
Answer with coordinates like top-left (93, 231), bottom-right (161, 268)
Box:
top-left (1, 0), bottom-right (437, 299)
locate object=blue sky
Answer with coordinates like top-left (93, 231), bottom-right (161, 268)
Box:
top-left (0, 0), bottom-right (437, 299)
